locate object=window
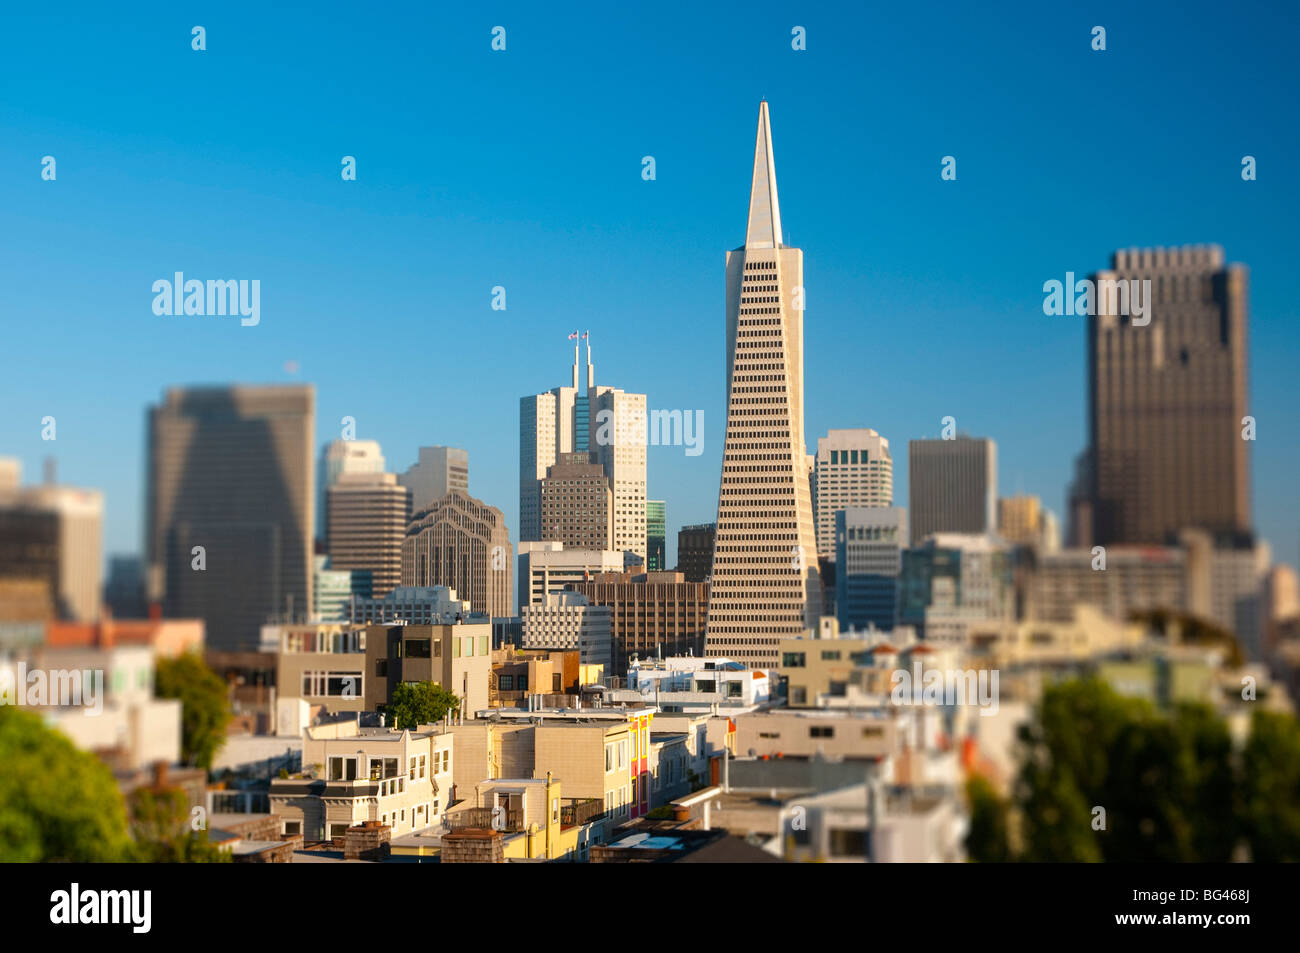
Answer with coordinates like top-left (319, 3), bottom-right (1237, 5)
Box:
top-left (405, 639), bottom-right (431, 658)
top-left (809, 726), bottom-right (834, 739)
top-left (327, 756), bottom-right (358, 781)
top-left (782, 652), bottom-right (806, 668)
top-left (499, 674), bottom-right (514, 691)
top-left (820, 650), bottom-right (841, 661)
top-left (283, 821), bottom-right (301, 835)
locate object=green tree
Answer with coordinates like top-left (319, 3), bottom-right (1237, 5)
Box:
top-left (388, 681), bottom-right (460, 731)
top-left (129, 786), bottom-right (230, 863)
top-left (155, 652), bottom-right (231, 770)
top-left (0, 706), bottom-right (133, 862)
top-left (1239, 709), bottom-right (1300, 861)
top-left (964, 774), bottom-right (1014, 862)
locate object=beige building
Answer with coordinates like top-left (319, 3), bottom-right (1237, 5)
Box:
top-left (326, 472), bottom-right (410, 597)
top-left (812, 429), bottom-right (894, 560)
top-left (520, 591), bottom-right (613, 670)
top-left (269, 718), bottom-right (454, 841)
top-left (366, 622), bottom-right (492, 716)
top-left (539, 452), bottom-right (613, 550)
top-left (566, 570), bottom-right (709, 676)
top-left (398, 446), bottom-right (469, 512)
top-left (705, 101), bottom-right (823, 669)
top-left (402, 489), bottom-right (512, 619)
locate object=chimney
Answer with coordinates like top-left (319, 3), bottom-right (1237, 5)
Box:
top-left (152, 760), bottom-right (169, 790)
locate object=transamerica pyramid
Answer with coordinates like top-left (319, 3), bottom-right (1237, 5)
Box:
top-left (704, 101), bottom-right (823, 669)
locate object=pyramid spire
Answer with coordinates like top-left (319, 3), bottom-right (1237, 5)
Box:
top-left (744, 100), bottom-right (783, 250)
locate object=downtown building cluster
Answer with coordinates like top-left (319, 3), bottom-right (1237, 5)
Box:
top-left (2, 102), bottom-right (1299, 864)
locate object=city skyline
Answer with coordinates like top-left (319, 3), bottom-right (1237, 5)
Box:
top-left (2, 3), bottom-right (1297, 574)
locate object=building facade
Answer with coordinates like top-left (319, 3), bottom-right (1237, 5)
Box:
top-left (566, 570), bottom-right (710, 676)
top-left (401, 490), bottom-right (512, 619)
top-left (812, 429), bottom-right (893, 560)
top-left (326, 472), bottom-right (411, 598)
top-left (704, 101), bottom-right (823, 668)
top-left (908, 436), bottom-right (996, 543)
top-left (398, 445), bottom-right (469, 513)
top-left (646, 500), bottom-right (666, 571)
top-left (835, 507), bottom-right (907, 632)
top-left (539, 452), bottom-right (613, 550)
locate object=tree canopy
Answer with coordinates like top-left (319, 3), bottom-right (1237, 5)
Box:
top-left (388, 681), bottom-right (460, 731)
top-left (154, 652), bottom-right (232, 770)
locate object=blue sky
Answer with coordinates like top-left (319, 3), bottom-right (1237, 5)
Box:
top-left (1, 1), bottom-right (1297, 571)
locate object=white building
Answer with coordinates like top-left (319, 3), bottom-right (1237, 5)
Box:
top-left (813, 429), bottom-right (894, 560)
top-left (398, 445), bottom-right (469, 512)
top-left (520, 591), bottom-right (613, 670)
top-left (347, 585), bottom-right (477, 626)
top-left (624, 655), bottom-right (771, 710)
top-left (516, 540), bottom-right (636, 610)
top-left (317, 438), bottom-right (385, 545)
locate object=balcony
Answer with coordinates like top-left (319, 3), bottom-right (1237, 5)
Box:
top-left (445, 807), bottom-right (526, 832)
top-left (561, 799), bottom-right (606, 829)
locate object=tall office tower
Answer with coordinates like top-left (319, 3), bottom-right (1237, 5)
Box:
top-left (908, 436), bottom-right (997, 543)
top-left (835, 507), bottom-right (907, 632)
top-left (398, 445), bottom-right (469, 512)
top-left (539, 452), bottom-right (613, 550)
top-left (1082, 245), bottom-right (1251, 546)
top-left (998, 494), bottom-right (1046, 547)
top-left (147, 385), bottom-right (315, 650)
top-left (812, 428), bottom-right (893, 560)
top-left (646, 501), bottom-right (666, 571)
top-left (400, 489), bottom-right (512, 618)
top-left (520, 338), bottom-right (648, 559)
top-left (317, 439), bottom-right (384, 549)
top-left (312, 555), bottom-right (372, 623)
top-left (676, 523), bottom-right (716, 583)
top-left (566, 570), bottom-right (709, 676)
top-left (326, 472), bottom-right (411, 598)
top-left (515, 541), bottom-right (634, 611)
top-left (703, 101), bottom-right (823, 669)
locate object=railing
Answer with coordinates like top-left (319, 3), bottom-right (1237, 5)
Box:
top-left (445, 807), bottom-right (525, 832)
top-left (560, 799), bottom-right (606, 828)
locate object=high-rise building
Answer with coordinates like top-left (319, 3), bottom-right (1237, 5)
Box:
top-left (520, 337), bottom-right (647, 560)
top-left (147, 385), bottom-right (315, 650)
top-left (401, 490), bottom-right (512, 619)
top-left (835, 507), bottom-right (907, 632)
top-left (326, 472), bottom-right (411, 598)
top-left (317, 439), bottom-right (384, 548)
top-left (997, 494), bottom-right (1059, 552)
top-left (812, 429), bottom-right (893, 560)
top-left (398, 446), bottom-right (469, 512)
top-left (1079, 245), bottom-right (1251, 547)
top-left (539, 452), bottom-right (613, 550)
top-left (908, 437), bottom-right (997, 543)
top-left (0, 481), bottom-right (103, 623)
top-left (899, 534), bottom-right (1014, 645)
top-left (312, 555), bottom-right (372, 623)
top-left (704, 101), bottom-right (823, 668)
top-left (646, 501), bottom-right (666, 571)
top-left (676, 523), bottom-right (716, 583)
top-left (566, 570), bottom-right (708, 676)
top-left (520, 591), bottom-right (613, 671)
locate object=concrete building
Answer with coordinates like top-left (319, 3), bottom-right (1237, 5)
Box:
top-left (347, 585), bottom-right (476, 627)
top-left (401, 490), bottom-right (512, 620)
top-left (272, 623), bottom-right (370, 733)
top-left (1079, 245), bottom-right (1251, 547)
top-left (539, 452), bottom-right (613, 550)
top-left (0, 463), bottom-right (103, 622)
top-left (899, 534), bottom-right (1014, 645)
top-left (366, 622), bottom-right (492, 716)
top-left (812, 429), bottom-right (894, 560)
top-left (312, 555), bottom-right (371, 623)
top-left (147, 385), bottom-right (315, 649)
top-left (835, 507), bottom-right (907, 632)
top-left (676, 523), bottom-right (715, 583)
top-left (1027, 546), bottom-right (1188, 624)
top-left (521, 591), bottom-right (613, 670)
top-left (624, 656), bottom-right (770, 711)
top-left (326, 472), bottom-right (410, 598)
top-left (520, 337), bottom-right (647, 560)
top-left (516, 541), bottom-right (633, 611)
top-left (705, 101), bottom-right (823, 668)
top-left (398, 445), bottom-right (469, 512)
top-left (269, 717), bottom-right (454, 841)
top-left (908, 436), bottom-right (997, 542)
top-left (997, 494), bottom-right (1059, 552)
top-left (646, 500), bottom-right (666, 571)
top-left (565, 570), bottom-right (709, 676)
top-left (317, 439), bottom-right (385, 549)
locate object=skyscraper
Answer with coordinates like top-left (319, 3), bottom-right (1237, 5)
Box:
top-left (398, 445), bottom-right (469, 512)
top-left (646, 500), bottom-right (666, 571)
top-left (704, 101), bottom-right (823, 668)
top-left (520, 338), bottom-right (648, 560)
top-left (539, 452), bottom-right (613, 550)
top-left (326, 472), bottom-right (411, 597)
top-left (835, 506), bottom-right (907, 632)
top-left (908, 436), bottom-right (997, 543)
top-left (676, 522), bottom-right (716, 583)
top-left (812, 428), bottom-right (894, 560)
top-left (317, 439), bottom-right (385, 549)
top-left (147, 385), bottom-right (314, 649)
top-left (401, 489), bottom-right (512, 618)
top-left (1081, 245), bottom-right (1251, 546)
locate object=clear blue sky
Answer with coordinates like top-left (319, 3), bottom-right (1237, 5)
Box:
top-left (2, 1), bottom-right (1297, 571)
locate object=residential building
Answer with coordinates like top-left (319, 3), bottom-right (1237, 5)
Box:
top-left (147, 385), bottom-right (315, 649)
top-left (704, 101), bottom-right (823, 668)
top-left (401, 490), bottom-right (512, 619)
top-left (623, 655), bottom-right (771, 711)
top-left (908, 436), bottom-right (997, 542)
top-left (812, 429), bottom-right (894, 560)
